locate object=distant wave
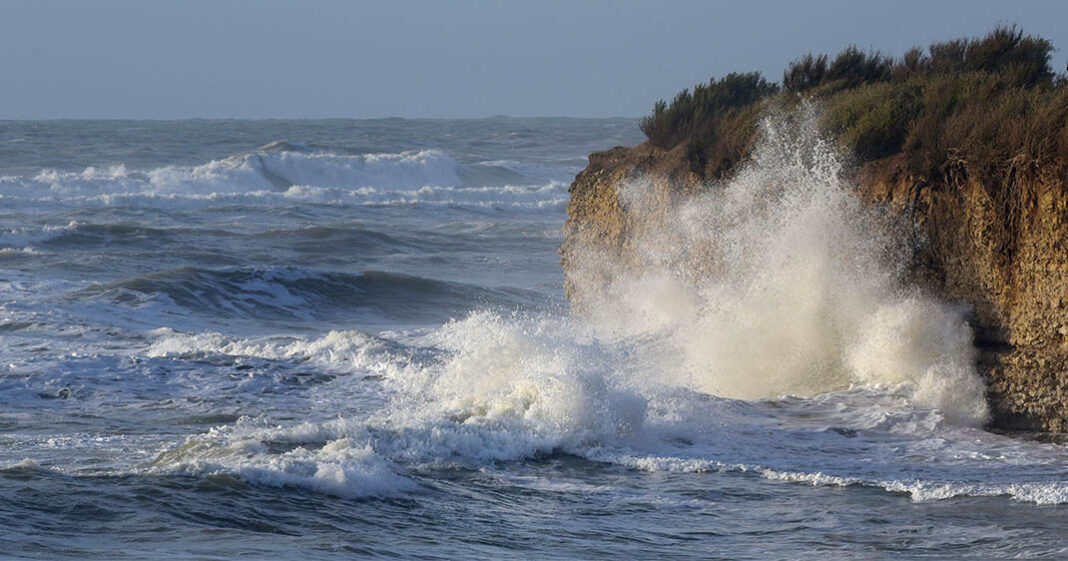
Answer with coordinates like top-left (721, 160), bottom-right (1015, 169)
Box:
top-left (250, 225), bottom-right (423, 253)
top-left (1, 148), bottom-right (459, 197)
top-left (220, 147), bottom-right (463, 191)
top-left (1, 221), bottom-right (420, 253)
top-left (0, 143), bottom-right (570, 209)
top-left (67, 266), bottom-right (544, 323)
top-left (0, 221), bottom-right (221, 253)
top-left (0, 222), bottom-right (77, 250)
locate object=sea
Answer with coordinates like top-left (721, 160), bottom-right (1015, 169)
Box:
top-left (0, 116), bottom-right (1066, 560)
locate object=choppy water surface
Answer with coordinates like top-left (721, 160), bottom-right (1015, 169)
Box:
top-left (1, 117), bottom-right (1066, 560)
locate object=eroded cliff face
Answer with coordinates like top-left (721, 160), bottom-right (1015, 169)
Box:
top-left (561, 143), bottom-right (705, 307)
top-left (562, 142), bottom-right (1068, 432)
top-left (857, 159), bottom-right (1068, 431)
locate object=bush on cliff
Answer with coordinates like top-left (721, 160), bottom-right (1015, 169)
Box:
top-left (639, 25), bottom-right (1063, 182)
top-left (785, 47), bottom-right (893, 94)
top-left (640, 72), bottom-right (779, 150)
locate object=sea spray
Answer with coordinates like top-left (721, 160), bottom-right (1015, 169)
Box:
top-left (381, 310), bottom-right (647, 459)
top-left (568, 104), bottom-right (990, 425)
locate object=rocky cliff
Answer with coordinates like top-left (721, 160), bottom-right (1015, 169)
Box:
top-left (562, 142), bottom-right (1068, 432)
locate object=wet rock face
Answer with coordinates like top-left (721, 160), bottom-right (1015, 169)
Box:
top-left (856, 160), bottom-right (1068, 432)
top-left (562, 144), bottom-right (1068, 432)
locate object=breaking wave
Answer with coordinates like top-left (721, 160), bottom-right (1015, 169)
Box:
top-left (0, 144), bottom-right (567, 210)
top-left (141, 309), bottom-right (1068, 504)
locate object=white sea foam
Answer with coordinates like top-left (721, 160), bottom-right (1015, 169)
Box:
top-left (2, 458), bottom-right (42, 471)
top-left (146, 419), bottom-right (415, 498)
top-left (379, 311), bottom-right (647, 462)
top-left (760, 468), bottom-right (1068, 505)
top-left (140, 307), bottom-right (1068, 505)
top-left (146, 328), bottom-right (416, 378)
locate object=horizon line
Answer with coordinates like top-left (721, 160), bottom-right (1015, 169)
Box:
top-left (0, 114), bottom-right (643, 122)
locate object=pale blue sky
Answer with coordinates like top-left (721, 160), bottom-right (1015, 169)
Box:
top-left (2, 0), bottom-right (1067, 119)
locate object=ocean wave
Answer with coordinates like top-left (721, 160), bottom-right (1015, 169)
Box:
top-left (4, 148), bottom-right (460, 198)
top-left (145, 419), bottom-right (415, 499)
top-left (593, 455), bottom-right (1068, 505)
top-left (144, 327), bottom-right (427, 375)
top-left (66, 266), bottom-right (543, 324)
top-left (0, 221), bottom-right (78, 250)
top-left (0, 144), bottom-right (571, 211)
top-left (466, 159), bottom-right (579, 185)
top-left (250, 225), bottom-right (421, 253)
top-left (0, 220), bottom-right (229, 253)
top-left (5, 221), bottom-right (421, 254)
top-left (275, 182), bottom-right (568, 208)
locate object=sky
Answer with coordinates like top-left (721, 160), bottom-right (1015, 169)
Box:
top-left (2, 0), bottom-right (1068, 119)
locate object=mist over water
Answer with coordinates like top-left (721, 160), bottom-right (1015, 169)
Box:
top-left (1, 117), bottom-right (1067, 560)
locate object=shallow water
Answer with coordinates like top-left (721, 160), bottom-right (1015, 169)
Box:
top-left (1, 117), bottom-right (1066, 560)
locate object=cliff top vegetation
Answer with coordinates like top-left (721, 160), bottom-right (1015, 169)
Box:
top-left (639, 26), bottom-right (1068, 187)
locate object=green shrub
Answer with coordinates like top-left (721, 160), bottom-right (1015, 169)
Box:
top-left (640, 72), bottom-right (778, 149)
top-left (825, 81), bottom-right (922, 160)
top-left (638, 25), bottom-right (1065, 181)
top-left (783, 54), bottom-right (828, 93)
top-left (824, 46), bottom-right (893, 91)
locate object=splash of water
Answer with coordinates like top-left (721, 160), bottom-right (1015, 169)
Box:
top-left (568, 104), bottom-right (989, 425)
